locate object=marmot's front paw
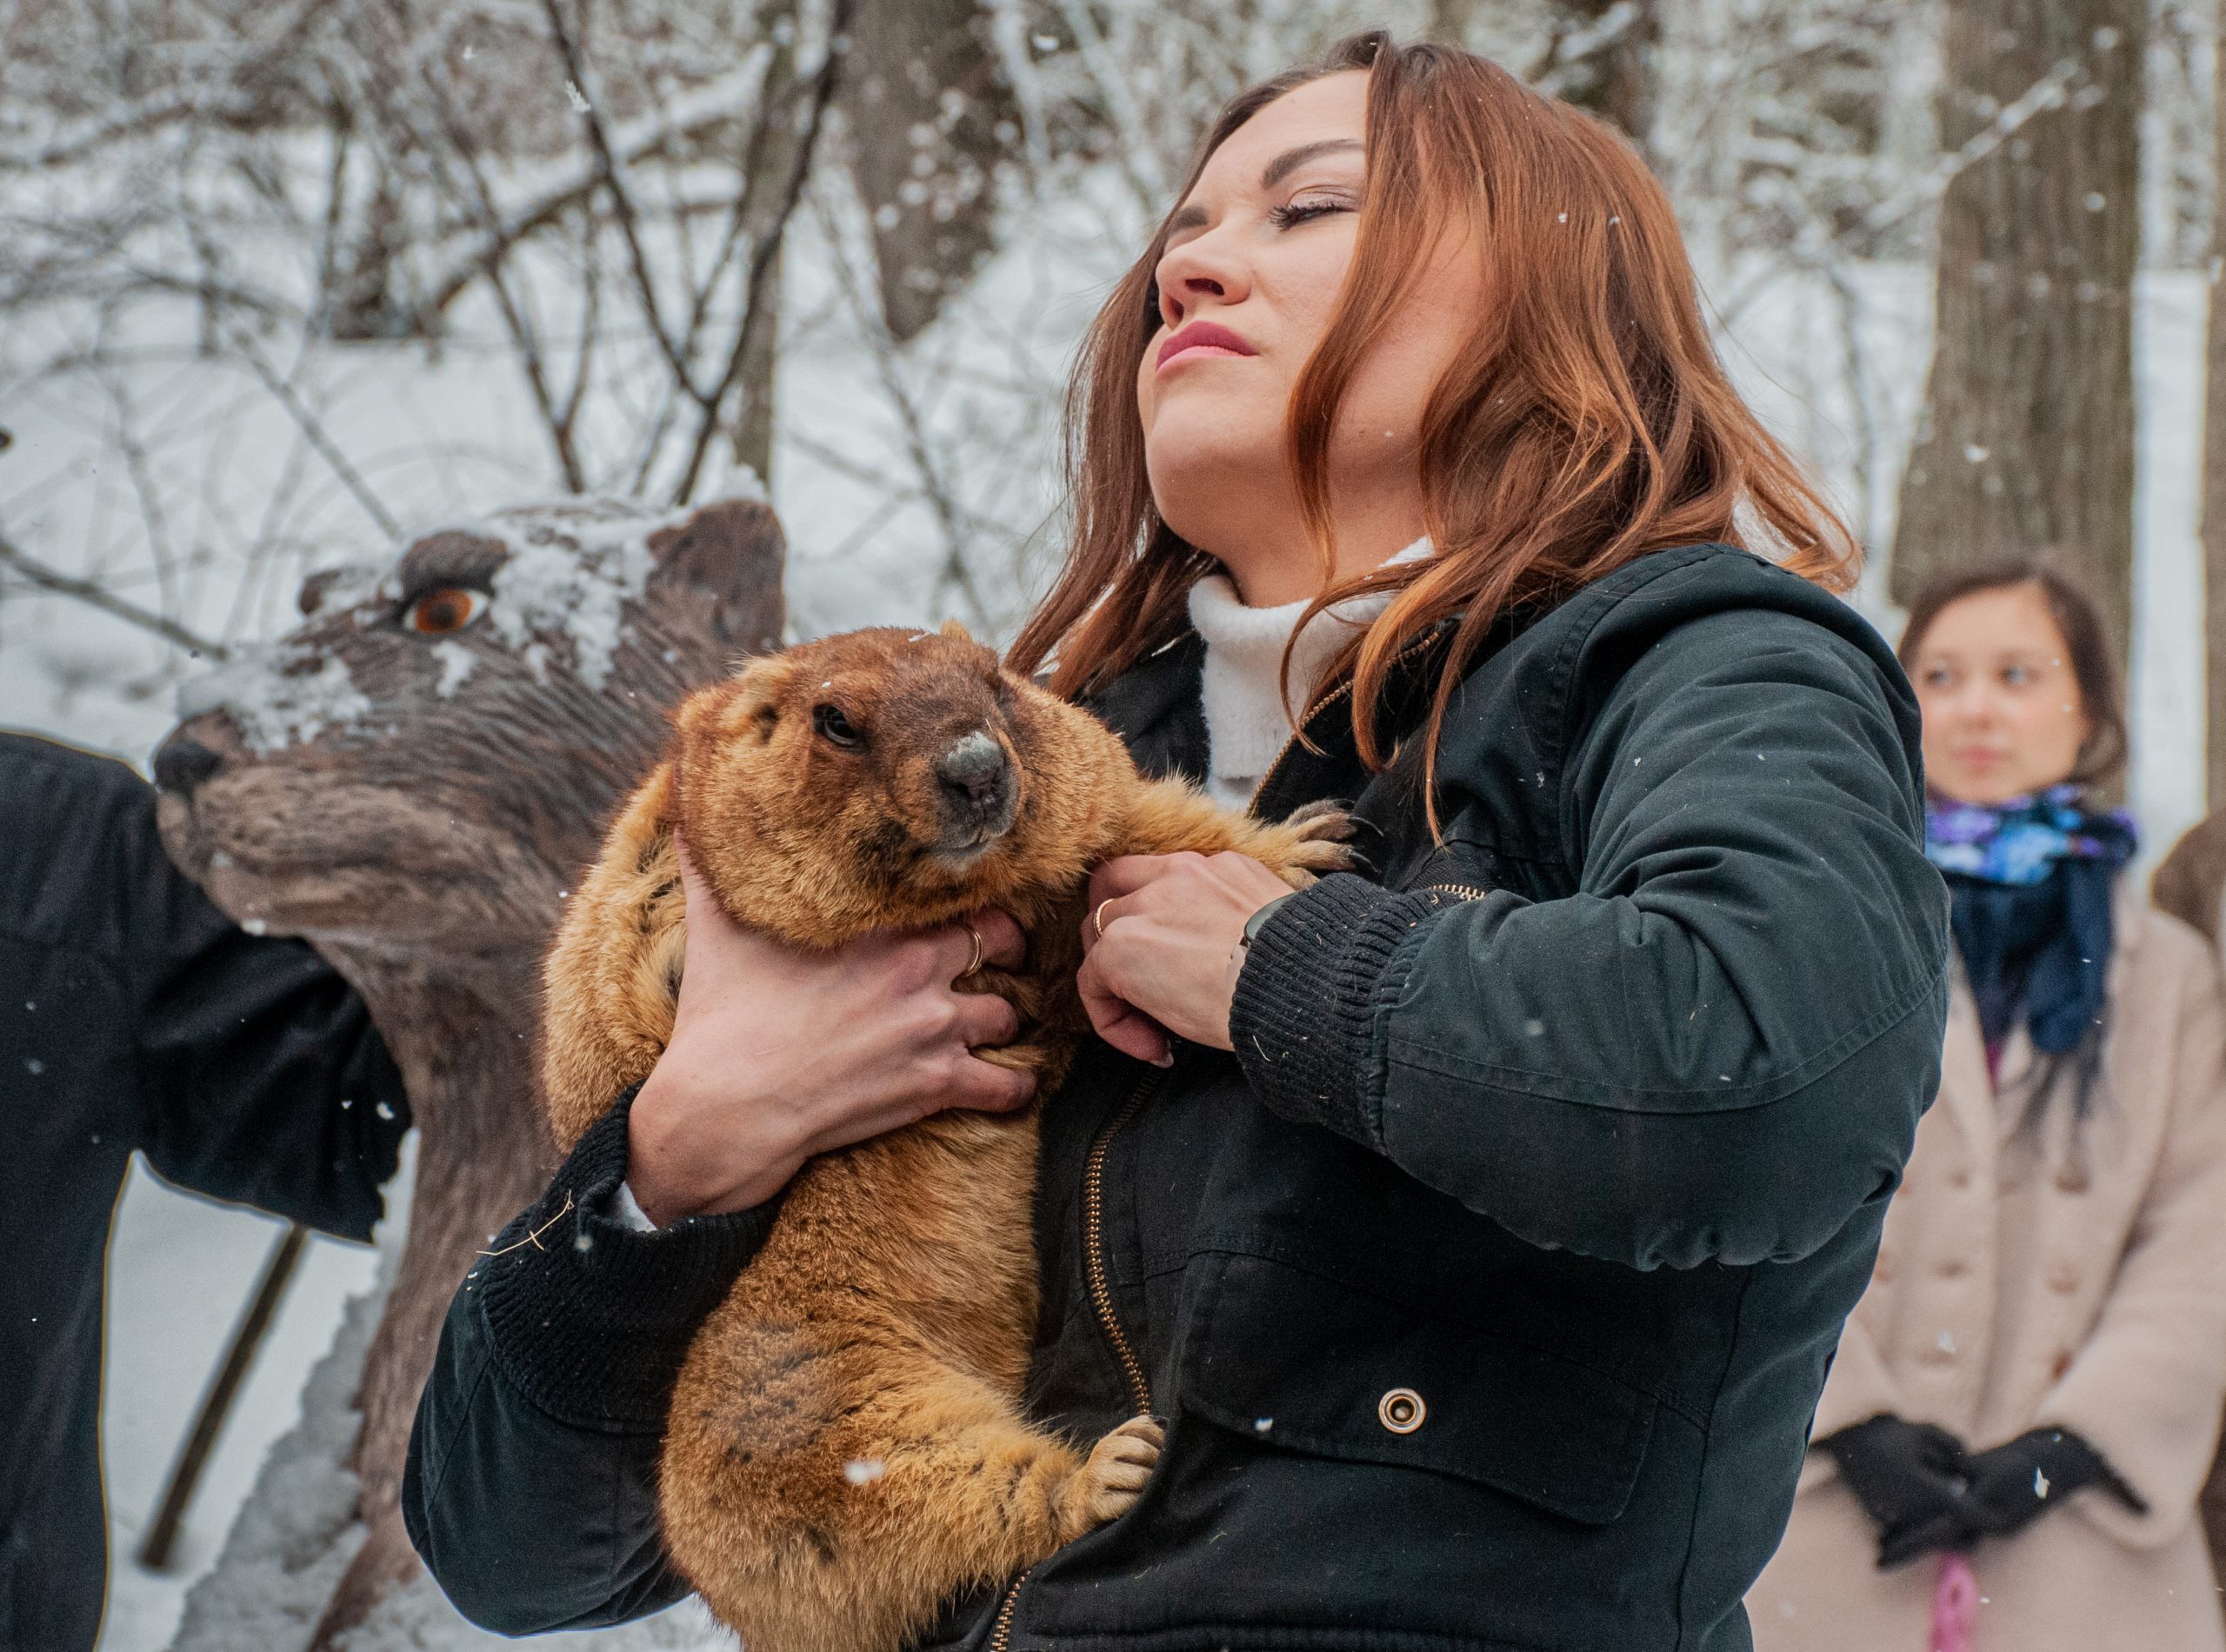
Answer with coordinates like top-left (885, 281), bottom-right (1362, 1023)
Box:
top-left (1262, 801), bottom-right (1356, 880)
top-left (1056, 1416), bottom-right (1164, 1540)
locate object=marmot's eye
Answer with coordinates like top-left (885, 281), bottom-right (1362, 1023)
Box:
top-left (812, 703), bottom-right (863, 748)
top-left (403, 587), bottom-right (484, 634)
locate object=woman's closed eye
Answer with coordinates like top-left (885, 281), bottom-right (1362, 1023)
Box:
top-left (1268, 192), bottom-right (1355, 229)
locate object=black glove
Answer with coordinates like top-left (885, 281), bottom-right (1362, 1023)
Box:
top-left (1959, 1428), bottom-right (2146, 1542)
top-left (1817, 1415), bottom-right (1976, 1569)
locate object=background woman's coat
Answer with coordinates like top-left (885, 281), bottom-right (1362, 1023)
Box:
top-left (1751, 890), bottom-right (2226, 1652)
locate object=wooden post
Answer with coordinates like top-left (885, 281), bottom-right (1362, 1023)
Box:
top-left (137, 1223), bottom-right (308, 1571)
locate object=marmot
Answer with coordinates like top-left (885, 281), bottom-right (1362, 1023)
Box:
top-left (541, 622), bottom-right (1348, 1652)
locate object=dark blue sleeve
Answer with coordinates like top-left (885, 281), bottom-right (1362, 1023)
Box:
top-left (403, 1100), bottom-right (779, 1630)
top-left (1232, 609), bottom-right (1950, 1271)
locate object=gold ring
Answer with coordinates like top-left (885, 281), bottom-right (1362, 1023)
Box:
top-left (959, 923), bottom-right (985, 980)
top-left (1093, 898), bottom-right (1115, 941)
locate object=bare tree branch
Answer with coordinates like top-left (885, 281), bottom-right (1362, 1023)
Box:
top-left (0, 531), bottom-right (230, 659)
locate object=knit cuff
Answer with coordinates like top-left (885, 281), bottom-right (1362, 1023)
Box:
top-left (1230, 873), bottom-right (1442, 1148)
top-left (474, 1091), bottom-right (781, 1432)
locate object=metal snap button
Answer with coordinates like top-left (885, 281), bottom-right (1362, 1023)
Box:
top-left (1378, 1388), bottom-right (1425, 1434)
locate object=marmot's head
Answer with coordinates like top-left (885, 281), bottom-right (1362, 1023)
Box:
top-left (672, 623), bottom-right (1133, 942)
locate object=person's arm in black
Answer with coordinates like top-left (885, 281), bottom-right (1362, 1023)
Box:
top-left (1231, 603), bottom-right (1951, 1271)
top-left (124, 804), bottom-right (409, 1240)
top-left (3, 730), bottom-right (410, 1238)
top-left (402, 1096), bottom-right (779, 1632)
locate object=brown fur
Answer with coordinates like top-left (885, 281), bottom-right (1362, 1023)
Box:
top-left (542, 622), bottom-right (1348, 1652)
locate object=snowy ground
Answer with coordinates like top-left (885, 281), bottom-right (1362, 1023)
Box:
top-left (20, 240), bottom-right (2215, 1647)
top-left (97, 1172), bottom-right (381, 1651)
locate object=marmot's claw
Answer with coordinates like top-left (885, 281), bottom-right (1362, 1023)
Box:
top-left (1070, 1416), bottom-right (1164, 1531)
top-left (1261, 803), bottom-right (1356, 881)
top-left (1283, 798), bottom-right (1354, 839)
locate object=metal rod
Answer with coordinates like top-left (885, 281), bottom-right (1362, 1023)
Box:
top-left (137, 1222), bottom-right (309, 1571)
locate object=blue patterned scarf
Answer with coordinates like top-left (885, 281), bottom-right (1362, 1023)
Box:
top-left (1925, 785), bottom-right (2137, 1059)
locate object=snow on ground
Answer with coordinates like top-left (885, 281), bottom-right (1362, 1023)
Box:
top-left (28, 230), bottom-right (2216, 1648)
top-left (97, 1169), bottom-right (381, 1651)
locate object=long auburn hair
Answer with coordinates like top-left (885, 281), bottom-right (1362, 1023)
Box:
top-left (1008, 31), bottom-right (1860, 799)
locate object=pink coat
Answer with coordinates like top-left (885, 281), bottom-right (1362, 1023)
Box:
top-left (1750, 894), bottom-right (2226, 1652)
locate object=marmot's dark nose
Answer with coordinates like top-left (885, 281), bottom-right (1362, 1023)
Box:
top-left (936, 731), bottom-right (1013, 828)
top-left (154, 735), bottom-right (224, 796)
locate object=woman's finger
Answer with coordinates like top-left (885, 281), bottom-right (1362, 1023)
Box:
top-left (952, 987), bottom-right (1023, 1049)
top-left (1077, 948), bottom-right (1172, 1066)
top-left (931, 910), bottom-right (1019, 983)
top-left (949, 1055), bottom-right (1037, 1115)
top-left (1086, 854), bottom-right (1178, 909)
top-left (1079, 889), bottom-right (1130, 956)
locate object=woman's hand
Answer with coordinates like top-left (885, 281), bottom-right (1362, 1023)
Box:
top-left (1077, 850), bottom-right (1295, 1064)
top-left (626, 836), bottom-right (1033, 1225)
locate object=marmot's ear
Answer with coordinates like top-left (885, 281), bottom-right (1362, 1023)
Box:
top-left (677, 664), bottom-right (782, 749)
top-left (939, 617), bottom-right (975, 644)
top-left (646, 499), bottom-right (788, 654)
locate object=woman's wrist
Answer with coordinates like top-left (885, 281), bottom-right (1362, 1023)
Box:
top-left (628, 1065), bottom-right (799, 1224)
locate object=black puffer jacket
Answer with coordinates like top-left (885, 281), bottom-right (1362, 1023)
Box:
top-left (403, 544), bottom-right (1949, 1650)
top-left (0, 732), bottom-right (409, 1652)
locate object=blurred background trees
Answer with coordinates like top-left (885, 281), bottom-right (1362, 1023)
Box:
top-left (1, 0), bottom-right (2219, 776)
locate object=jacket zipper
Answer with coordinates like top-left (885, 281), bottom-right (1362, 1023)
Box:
top-left (1425, 883), bottom-right (1489, 901)
top-left (1246, 628), bottom-right (1446, 820)
top-left (990, 1069), bottom-right (1162, 1652)
top-left (1247, 679), bottom-right (1356, 818)
top-left (1083, 1069), bottom-right (1162, 1417)
top-left (988, 1569), bottom-right (1028, 1652)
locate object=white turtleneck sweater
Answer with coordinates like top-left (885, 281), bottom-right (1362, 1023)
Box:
top-left (1185, 536), bottom-right (1433, 809)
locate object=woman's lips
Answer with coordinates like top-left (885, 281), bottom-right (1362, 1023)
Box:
top-left (1156, 321), bottom-right (1256, 371)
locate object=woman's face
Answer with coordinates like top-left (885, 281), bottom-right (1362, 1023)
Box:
top-left (1908, 582), bottom-right (2094, 806)
top-left (1136, 71), bottom-right (1483, 602)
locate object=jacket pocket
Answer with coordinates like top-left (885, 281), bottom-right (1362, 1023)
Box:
top-left (1180, 1249), bottom-right (1656, 1526)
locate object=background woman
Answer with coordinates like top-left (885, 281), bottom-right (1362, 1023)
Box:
top-left (1750, 562), bottom-right (2226, 1652)
top-left (405, 34), bottom-right (1949, 1649)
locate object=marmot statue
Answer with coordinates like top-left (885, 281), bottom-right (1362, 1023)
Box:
top-left (541, 622), bottom-right (1348, 1652)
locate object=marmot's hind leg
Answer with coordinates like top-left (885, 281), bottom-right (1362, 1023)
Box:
top-left (663, 1348), bottom-right (1161, 1652)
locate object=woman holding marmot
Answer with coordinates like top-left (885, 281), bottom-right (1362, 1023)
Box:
top-left (1750, 564), bottom-right (2226, 1651)
top-left (407, 33), bottom-right (1949, 1649)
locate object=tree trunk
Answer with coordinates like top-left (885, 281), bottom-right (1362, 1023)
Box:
top-left (1549, 0), bottom-right (1658, 147)
top-left (2202, 0), bottom-right (2226, 807)
top-left (1433, 0), bottom-right (1657, 150)
top-left (839, 0), bottom-right (1017, 343)
top-left (1890, 0), bottom-right (2144, 672)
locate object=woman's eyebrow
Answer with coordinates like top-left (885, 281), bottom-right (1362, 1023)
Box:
top-left (1260, 137), bottom-right (1363, 189)
top-left (1163, 138), bottom-right (1364, 238)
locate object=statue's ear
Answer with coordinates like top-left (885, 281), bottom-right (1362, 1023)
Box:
top-left (646, 499), bottom-right (787, 653)
top-left (939, 617), bottom-right (975, 643)
top-left (297, 567), bottom-right (350, 616)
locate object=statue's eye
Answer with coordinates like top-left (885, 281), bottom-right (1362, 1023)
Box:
top-left (812, 703), bottom-right (863, 748)
top-left (403, 587), bottom-right (484, 634)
